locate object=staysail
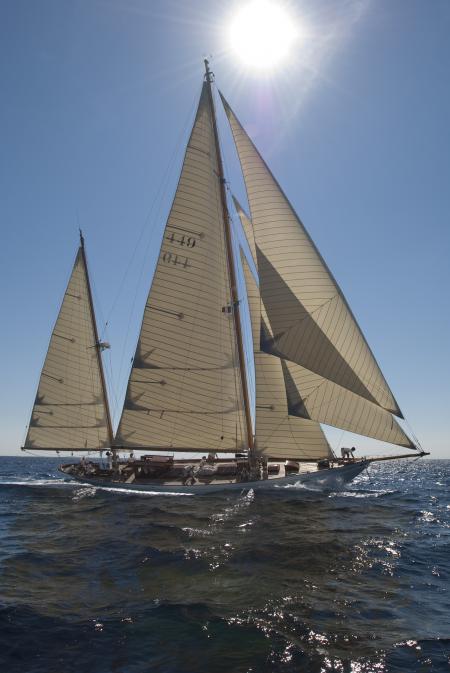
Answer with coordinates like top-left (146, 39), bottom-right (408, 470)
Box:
top-left (241, 251), bottom-right (332, 460)
top-left (282, 360), bottom-right (414, 448)
top-left (24, 241), bottom-right (112, 451)
top-left (222, 94), bottom-right (403, 418)
top-left (235, 199), bottom-right (413, 451)
top-left (115, 83), bottom-right (247, 452)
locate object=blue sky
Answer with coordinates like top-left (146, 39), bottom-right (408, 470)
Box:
top-left (1, 0), bottom-right (449, 457)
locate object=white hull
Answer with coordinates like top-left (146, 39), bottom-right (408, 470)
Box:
top-left (62, 460), bottom-right (368, 495)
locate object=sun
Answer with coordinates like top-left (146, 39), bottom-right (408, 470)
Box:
top-left (228, 0), bottom-right (298, 70)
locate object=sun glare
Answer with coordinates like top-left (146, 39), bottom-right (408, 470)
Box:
top-left (229, 0), bottom-right (297, 70)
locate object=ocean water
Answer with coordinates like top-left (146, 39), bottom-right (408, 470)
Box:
top-left (0, 457), bottom-right (448, 673)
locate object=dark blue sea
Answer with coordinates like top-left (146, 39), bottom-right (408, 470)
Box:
top-left (0, 457), bottom-right (448, 673)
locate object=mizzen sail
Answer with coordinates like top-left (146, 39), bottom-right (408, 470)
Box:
top-left (24, 243), bottom-right (112, 451)
top-left (222, 94), bottom-right (402, 418)
top-left (115, 83), bottom-right (246, 452)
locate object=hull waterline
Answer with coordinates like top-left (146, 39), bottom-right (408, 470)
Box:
top-left (61, 460), bottom-right (369, 495)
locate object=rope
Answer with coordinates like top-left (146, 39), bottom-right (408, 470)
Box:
top-left (106, 85), bottom-right (202, 427)
top-left (99, 85), bottom-right (202, 340)
top-left (334, 429), bottom-right (346, 453)
top-left (404, 417), bottom-right (423, 451)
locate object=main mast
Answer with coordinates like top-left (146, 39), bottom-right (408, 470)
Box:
top-left (79, 231), bottom-right (114, 448)
top-left (203, 59), bottom-right (254, 453)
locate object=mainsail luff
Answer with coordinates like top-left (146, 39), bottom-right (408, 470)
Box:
top-left (23, 240), bottom-right (111, 451)
top-left (114, 76), bottom-right (247, 452)
top-left (221, 93), bottom-right (403, 418)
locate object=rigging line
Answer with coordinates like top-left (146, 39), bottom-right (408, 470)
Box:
top-left (211, 112), bottom-right (232, 447)
top-left (227, 195), bottom-right (247, 447)
top-left (234, 222), bottom-right (255, 434)
top-left (87, 269), bottom-right (116, 442)
top-left (218, 183), bottom-right (226, 442)
top-left (334, 428), bottom-right (346, 453)
top-left (212, 115), bottom-right (243, 444)
top-left (228, 242), bottom-right (245, 447)
top-left (114, 91), bottom-right (203, 424)
top-left (403, 417), bottom-right (423, 450)
top-left (82, 243), bottom-right (112, 448)
top-left (215, 86), bottom-right (253, 444)
top-left (99, 84), bottom-right (203, 342)
top-left (99, 323), bottom-right (121, 429)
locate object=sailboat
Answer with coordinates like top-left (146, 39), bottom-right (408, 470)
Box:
top-left (22, 61), bottom-right (428, 493)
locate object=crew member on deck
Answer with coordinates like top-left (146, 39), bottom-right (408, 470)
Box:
top-left (341, 447), bottom-right (356, 461)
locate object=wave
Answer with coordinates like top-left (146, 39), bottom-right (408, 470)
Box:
top-left (0, 479), bottom-right (73, 487)
top-left (329, 488), bottom-right (396, 498)
top-left (95, 485), bottom-right (194, 497)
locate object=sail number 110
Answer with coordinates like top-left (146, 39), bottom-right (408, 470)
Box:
top-left (161, 251), bottom-right (190, 268)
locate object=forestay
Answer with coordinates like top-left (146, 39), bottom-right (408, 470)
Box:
top-left (222, 94), bottom-right (402, 418)
top-left (115, 84), bottom-right (246, 452)
top-left (241, 251), bottom-right (332, 460)
top-left (24, 248), bottom-right (110, 450)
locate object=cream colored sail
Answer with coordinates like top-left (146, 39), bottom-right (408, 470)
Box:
top-left (115, 84), bottom-right (246, 452)
top-left (222, 94), bottom-right (402, 417)
top-left (233, 197), bottom-right (257, 267)
top-left (235, 200), bottom-right (414, 451)
top-left (282, 360), bottom-right (414, 448)
top-left (24, 247), bottom-right (111, 450)
top-left (241, 252), bottom-right (332, 460)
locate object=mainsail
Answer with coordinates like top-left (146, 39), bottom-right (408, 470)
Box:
top-left (222, 94), bottom-right (403, 418)
top-left (24, 240), bottom-right (112, 451)
top-left (235, 198), bottom-right (413, 451)
top-left (115, 82), bottom-right (247, 452)
top-left (241, 251), bottom-right (332, 460)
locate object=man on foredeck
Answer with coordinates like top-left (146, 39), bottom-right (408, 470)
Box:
top-left (341, 447), bottom-right (356, 461)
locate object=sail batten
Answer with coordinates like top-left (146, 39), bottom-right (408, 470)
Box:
top-left (222, 94), bottom-right (403, 418)
top-left (115, 83), bottom-right (247, 452)
top-left (24, 247), bottom-right (111, 451)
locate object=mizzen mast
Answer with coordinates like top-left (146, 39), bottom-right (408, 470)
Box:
top-left (203, 59), bottom-right (254, 453)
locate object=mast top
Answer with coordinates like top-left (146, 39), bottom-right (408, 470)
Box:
top-left (79, 228), bottom-right (85, 249)
top-left (204, 58), bottom-right (214, 83)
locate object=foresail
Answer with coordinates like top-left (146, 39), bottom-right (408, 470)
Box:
top-left (235, 197), bottom-right (415, 451)
top-left (115, 84), bottom-right (246, 452)
top-left (282, 360), bottom-right (414, 448)
top-left (241, 252), bottom-right (332, 460)
top-left (24, 248), bottom-right (110, 450)
top-left (222, 94), bottom-right (402, 417)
